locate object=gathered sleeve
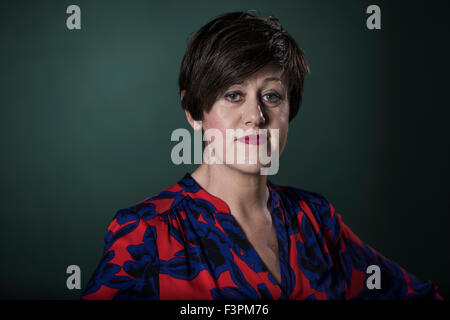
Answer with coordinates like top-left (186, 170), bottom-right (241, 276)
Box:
top-left (312, 195), bottom-right (443, 300)
top-left (81, 208), bottom-right (159, 300)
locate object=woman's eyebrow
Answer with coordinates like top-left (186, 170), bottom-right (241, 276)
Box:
top-left (232, 77), bottom-right (284, 86)
top-left (263, 77), bottom-right (283, 84)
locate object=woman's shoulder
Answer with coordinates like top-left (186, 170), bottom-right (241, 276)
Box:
top-left (268, 180), bottom-right (337, 226)
top-left (110, 180), bottom-right (191, 228)
top-left (269, 180), bottom-right (331, 208)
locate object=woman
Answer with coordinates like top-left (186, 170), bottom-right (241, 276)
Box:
top-left (81, 11), bottom-right (442, 300)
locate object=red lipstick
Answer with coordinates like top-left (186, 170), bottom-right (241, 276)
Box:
top-left (237, 134), bottom-right (267, 145)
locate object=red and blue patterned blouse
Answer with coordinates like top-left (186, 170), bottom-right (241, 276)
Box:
top-left (81, 173), bottom-right (442, 300)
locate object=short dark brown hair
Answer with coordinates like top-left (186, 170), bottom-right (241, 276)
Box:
top-left (178, 11), bottom-right (310, 122)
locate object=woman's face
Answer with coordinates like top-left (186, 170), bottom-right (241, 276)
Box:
top-left (200, 63), bottom-right (290, 175)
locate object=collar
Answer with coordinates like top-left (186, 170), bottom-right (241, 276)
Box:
top-left (178, 172), bottom-right (282, 215)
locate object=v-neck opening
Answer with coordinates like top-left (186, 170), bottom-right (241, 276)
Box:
top-left (180, 172), bottom-right (289, 298)
top-left (229, 210), bottom-right (283, 288)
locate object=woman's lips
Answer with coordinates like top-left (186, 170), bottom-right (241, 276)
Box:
top-left (237, 134), bottom-right (267, 145)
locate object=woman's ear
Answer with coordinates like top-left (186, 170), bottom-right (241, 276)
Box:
top-left (185, 109), bottom-right (202, 130)
top-left (184, 109), bottom-right (194, 129)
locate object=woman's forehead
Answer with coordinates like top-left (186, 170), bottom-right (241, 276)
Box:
top-left (231, 64), bottom-right (286, 86)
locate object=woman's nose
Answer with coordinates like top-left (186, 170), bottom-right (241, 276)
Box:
top-left (243, 96), bottom-right (266, 127)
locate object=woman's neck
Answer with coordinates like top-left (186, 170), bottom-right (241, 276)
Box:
top-left (191, 164), bottom-right (271, 224)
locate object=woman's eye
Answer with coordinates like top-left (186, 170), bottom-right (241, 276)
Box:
top-left (225, 92), bottom-right (243, 102)
top-left (263, 93), bottom-right (281, 104)
top-left (224, 91), bottom-right (281, 104)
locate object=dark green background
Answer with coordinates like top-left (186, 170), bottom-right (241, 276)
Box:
top-left (1, 0), bottom-right (448, 299)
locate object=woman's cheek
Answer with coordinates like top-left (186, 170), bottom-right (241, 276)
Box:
top-left (277, 110), bottom-right (290, 153)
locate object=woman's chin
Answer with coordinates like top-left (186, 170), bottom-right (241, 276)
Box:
top-left (225, 162), bottom-right (267, 175)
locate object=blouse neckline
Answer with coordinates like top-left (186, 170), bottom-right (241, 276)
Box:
top-left (178, 172), bottom-right (289, 295)
top-left (179, 172), bottom-right (281, 215)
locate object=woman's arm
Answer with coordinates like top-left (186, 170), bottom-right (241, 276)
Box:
top-left (81, 208), bottom-right (159, 300)
top-left (309, 195), bottom-right (443, 300)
